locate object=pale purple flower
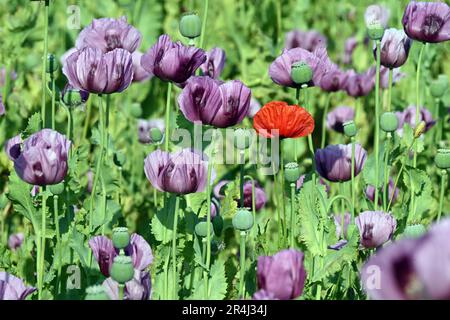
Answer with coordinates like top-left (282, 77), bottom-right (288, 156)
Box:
top-left (296, 174), bottom-right (330, 194)
top-left (342, 36), bottom-right (358, 65)
top-left (103, 270), bottom-right (151, 300)
top-left (0, 272), bottom-right (36, 300)
top-left (13, 129), bottom-right (71, 186)
top-left (0, 66), bottom-right (17, 88)
top-left (365, 4), bottom-right (390, 28)
top-left (242, 181), bottom-right (267, 211)
top-left (396, 105), bottom-right (435, 132)
top-left (63, 47), bottom-right (133, 94)
top-left (253, 289), bottom-right (278, 300)
top-left (344, 67), bottom-right (376, 97)
top-left (380, 67), bottom-right (406, 89)
top-left (138, 118), bottom-right (165, 144)
top-left (7, 233), bottom-right (24, 251)
top-left (326, 106), bottom-right (355, 133)
top-left (375, 28), bottom-right (412, 69)
top-left (178, 76), bottom-right (251, 128)
top-left (334, 213), bottom-right (351, 239)
top-left (132, 51), bottom-right (152, 82)
top-left (60, 47), bottom-right (77, 66)
top-left (76, 16), bottom-right (142, 53)
top-left (284, 29), bottom-right (327, 52)
top-left (365, 178), bottom-right (399, 205)
top-left (356, 211), bottom-right (396, 249)
top-left (0, 95), bottom-right (4, 116)
top-left (4, 135), bottom-right (21, 161)
top-left (319, 68), bottom-right (350, 92)
top-left (315, 144), bottom-right (367, 182)
top-left (248, 97), bottom-right (261, 118)
top-left (200, 47), bottom-right (226, 79)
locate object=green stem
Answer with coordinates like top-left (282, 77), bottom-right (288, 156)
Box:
top-left (238, 231), bottom-right (246, 299)
top-left (164, 82), bottom-right (172, 151)
top-left (302, 85), bottom-right (315, 156)
top-left (386, 69), bottom-right (393, 112)
top-left (119, 284), bottom-right (124, 300)
top-left (2, 63), bottom-right (11, 109)
top-left (272, 160), bottom-right (282, 249)
top-left (383, 134), bottom-right (391, 211)
top-left (321, 95), bottom-right (331, 149)
top-left (289, 183), bottom-right (296, 248)
top-left (437, 170), bottom-right (447, 222)
top-left (204, 136), bottom-right (214, 299)
top-left (280, 144), bottom-right (287, 244)
top-left (414, 43), bottom-right (426, 168)
top-left (351, 137), bottom-right (355, 219)
top-left (53, 195), bottom-right (61, 296)
top-left (38, 187), bottom-right (47, 300)
top-left (239, 150), bottom-right (245, 207)
top-left (82, 97), bottom-right (93, 141)
top-left (373, 40), bottom-right (381, 210)
top-left (172, 195), bottom-right (180, 299)
top-left (435, 98), bottom-right (442, 142)
top-left (198, 0), bottom-right (209, 49)
top-left (51, 74), bottom-right (56, 129)
top-left (41, 0), bottom-right (49, 128)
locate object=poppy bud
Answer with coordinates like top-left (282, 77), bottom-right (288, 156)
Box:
top-left (414, 121), bottom-right (426, 139)
top-left (233, 128), bottom-right (252, 150)
top-left (112, 227), bottom-right (130, 249)
top-left (130, 103), bottom-right (142, 118)
top-left (49, 183), bottom-right (65, 195)
top-left (194, 221), bottom-right (213, 237)
top-left (367, 21), bottom-right (384, 40)
top-left (435, 149), bottom-right (450, 170)
top-left (284, 162), bottom-right (300, 183)
top-left (343, 120), bottom-right (357, 137)
top-left (290, 62), bottom-right (313, 85)
top-left (46, 54), bottom-right (59, 73)
top-left (113, 151), bottom-right (126, 167)
top-left (402, 224), bottom-right (426, 239)
top-left (232, 208), bottom-right (254, 231)
top-left (85, 285), bottom-right (110, 300)
top-left (150, 127), bottom-right (163, 144)
top-left (61, 84), bottom-right (89, 108)
top-left (430, 75), bottom-right (449, 98)
top-left (179, 13), bottom-right (202, 39)
top-left (110, 255), bottom-right (135, 284)
top-left (380, 112), bottom-right (399, 132)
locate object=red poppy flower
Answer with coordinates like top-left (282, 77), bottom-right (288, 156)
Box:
top-left (253, 101), bottom-right (315, 138)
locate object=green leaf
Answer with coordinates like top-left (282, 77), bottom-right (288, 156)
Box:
top-left (69, 228), bottom-right (89, 268)
top-left (21, 112), bottom-right (41, 139)
top-left (188, 259), bottom-right (227, 300)
top-left (363, 145), bottom-right (386, 188)
top-left (403, 166), bottom-right (431, 197)
top-left (151, 197), bottom-right (175, 244)
top-left (221, 181), bottom-right (239, 219)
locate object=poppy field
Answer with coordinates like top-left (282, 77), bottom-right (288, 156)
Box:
top-left (0, 0), bottom-right (449, 301)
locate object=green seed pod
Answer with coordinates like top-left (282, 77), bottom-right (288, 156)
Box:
top-left (380, 112), bottom-right (399, 133)
top-left (233, 128), bottom-right (252, 150)
top-left (195, 221), bottom-right (213, 238)
top-left (291, 61), bottom-right (313, 85)
top-left (435, 149), bottom-right (450, 170)
top-left (46, 54), bottom-right (59, 73)
top-left (150, 127), bottom-right (164, 144)
top-left (284, 162), bottom-right (300, 183)
top-left (49, 183), bottom-right (65, 195)
top-left (112, 227), bottom-right (130, 249)
top-left (113, 151), bottom-right (126, 167)
top-left (402, 224), bottom-right (427, 239)
top-left (232, 208), bottom-right (254, 231)
top-left (430, 75), bottom-right (449, 98)
top-left (343, 120), bottom-right (357, 137)
top-left (129, 103), bottom-right (142, 118)
top-left (367, 21), bottom-right (384, 40)
top-left (179, 13), bottom-right (202, 39)
top-left (414, 121), bottom-right (426, 139)
top-left (110, 255), bottom-right (135, 284)
top-left (85, 285), bottom-right (110, 300)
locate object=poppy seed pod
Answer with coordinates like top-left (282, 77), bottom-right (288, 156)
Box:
top-left (380, 112), bottom-right (399, 132)
top-left (402, 224), bottom-right (426, 239)
top-left (430, 75), bottom-right (449, 98)
top-left (435, 149), bottom-right (450, 169)
top-left (85, 285), bottom-right (110, 300)
top-left (233, 128), bottom-right (252, 150)
top-left (232, 208), bottom-right (254, 231)
top-left (194, 221), bottom-right (214, 237)
top-left (284, 162), bottom-right (300, 183)
top-left (49, 183), bottom-right (65, 195)
top-left (367, 21), bottom-right (385, 40)
top-left (138, 119), bottom-right (165, 144)
top-left (150, 128), bottom-right (164, 144)
top-left (291, 61), bottom-right (313, 85)
top-left (343, 120), bottom-right (357, 137)
top-left (112, 227), bottom-right (130, 250)
top-left (179, 13), bottom-right (202, 39)
top-left (46, 53), bottom-right (59, 73)
top-left (110, 255), bottom-right (135, 284)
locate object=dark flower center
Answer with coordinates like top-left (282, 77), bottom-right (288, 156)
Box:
top-left (105, 30), bottom-right (122, 51)
top-left (423, 14), bottom-right (444, 38)
top-left (362, 223), bottom-right (374, 241)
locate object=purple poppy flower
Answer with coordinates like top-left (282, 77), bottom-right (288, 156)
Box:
top-left (253, 289), bottom-right (279, 300)
top-left (334, 213), bottom-right (351, 239)
top-left (242, 181), bottom-right (267, 211)
top-left (213, 180), bottom-right (230, 200)
top-left (0, 95), bottom-right (4, 116)
top-left (63, 47), bottom-right (133, 94)
top-left (380, 67), bottom-right (406, 89)
top-left (138, 119), bottom-right (165, 144)
top-left (256, 249), bottom-right (307, 300)
top-left (342, 36), bottom-right (358, 65)
top-left (132, 51), bottom-right (152, 82)
top-left (13, 129), bottom-right (71, 186)
top-left (5, 134), bottom-right (22, 161)
top-left (141, 34), bottom-right (206, 85)
top-left (319, 67), bottom-right (350, 92)
top-left (328, 239), bottom-right (349, 251)
top-left (365, 178), bottom-right (399, 205)
top-left (0, 66), bottom-right (17, 88)
top-left (89, 233), bottom-right (153, 277)
top-left (375, 28), bottom-right (412, 69)
top-left (200, 47), bottom-right (226, 79)
top-left (87, 170), bottom-right (93, 194)
top-left (248, 97), bottom-right (261, 118)
top-left (284, 29), bottom-right (327, 52)
top-left (60, 47), bottom-right (77, 66)
top-left (269, 46), bottom-right (332, 88)
top-left (402, 1), bottom-right (450, 43)
top-left (0, 272), bottom-right (36, 300)
top-left (178, 76), bottom-right (251, 128)
top-left (315, 143), bottom-right (367, 182)
top-left (326, 106), bottom-right (355, 133)
top-left (144, 149), bottom-right (208, 195)
top-left (344, 67), bottom-right (376, 97)
top-left (365, 4), bottom-right (390, 28)
top-left (76, 16), bottom-right (142, 53)
top-left (8, 233), bottom-right (24, 251)
top-left (103, 270), bottom-right (151, 300)
top-left (356, 211), bottom-right (396, 249)
top-left (396, 105), bottom-right (435, 132)
top-left (296, 174), bottom-right (330, 194)
top-left (30, 185), bottom-right (39, 197)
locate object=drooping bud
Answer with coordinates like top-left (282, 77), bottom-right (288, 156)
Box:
top-left (112, 227), bottom-right (130, 249)
top-left (85, 285), bottom-right (110, 300)
top-left (343, 120), bottom-right (357, 137)
top-left (232, 208), bottom-right (254, 231)
top-left (179, 12), bottom-right (202, 39)
top-left (110, 255), bottom-right (135, 284)
top-left (367, 21), bottom-right (385, 40)
top-left (194, 221), bottom-right (214, 237)
top-left (233, 128), bottom-right (252, 150)
top-left (380, 112), bottom-right (399, 132)
top-left (284, 162), bottom-right (300, 183)
top-left (430, 75), bottom-right (449, 98)
top-left (46, 54), bottom-right (59, 73)
top-left (291, 61), bottom-right (313, 85)
top-left (435, 149), bottom-right (450, 170)
top-left (414, 121), bottom-right (426, 138)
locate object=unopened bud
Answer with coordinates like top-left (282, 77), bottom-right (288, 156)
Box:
top-left (414, 121), bottom-right (426, 139)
